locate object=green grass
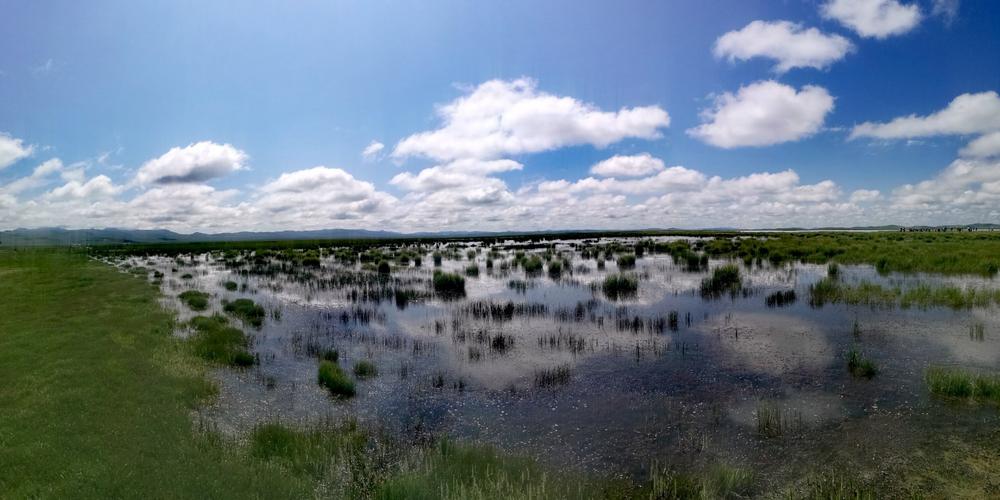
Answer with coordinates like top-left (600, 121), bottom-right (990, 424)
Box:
top-left (926, 366), bottom-right (1000, 403)
top-left (188, 315), bottom-right (255, 367)
top-left (602, 273), bottom-right (638, 300)
top-left (649, 464), bottom-right (754, 500)
top-left (809, 278), bottom-right (1000, 309)
top-left (318, 360), bottom-right (356, 397)
top-left (222, 298), bottom-right (266, 327)
top-left (0, 249), bottom-right (310, 497)
top-left (432, 270), bottom-right (466, 297)
top-left (846, 347), bottom-right (878, 379)
top-left (178, 289), bottom-right (210, 311)
top-left (353, 359), bottom-right (378, 378)
top-left (700, 264), bottom-right (741, 298)
top-left (223, 280), bottom-right (238, 291)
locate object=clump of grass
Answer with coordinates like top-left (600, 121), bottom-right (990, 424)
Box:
top-left (377, 261), bottom-right (391, 275)
top-left (224, 280), bottom-right (239, 291)
top-left (318, 360), bottom-right (356, 398)
top-left (547, 260), bottom-right (562, 278)
top-left (700, 264), bottom-right (741, 298)
top-left (846, 347), bottom-right (877, 378)
top-left (970, 323), bottom-right (985, 341)
top-left (522, 256), bottom-right (544, 275)
top-left (433, 270), bottom-right (466, 298)
top-left (649, 464), bottom-right (754, 500)
top-left (764, 289), bottom-right (796, 307)
top-left (533, 364), bottom-right (571, 388)
top-left (320, 348), bottom-right (339, 363)
top-left (925, 366), bottom-right (1000, 403)
top-left (827, 262), bottom-right (840, 279)
top-left (791, 472), bottom-right (880, 500)
top-left (178, 290), bottom-right (210, 311)
top-left (465, 264), bottom-right (480, 277)
top-left (353, 359), bottom-right (377, 378)
top-left (602, 273), bottom-right (638, 300)
top-left (755, 402), bottom-right (801, 438)
top-left (223, 298), bottom-right (266, 327)
top-left (616, 253), bottom-right (636, 270)
top-left (188, 315), bottom-right (255, 367)
top-left (181, 273), bottom-right (194, 280)
top-left (432, 252), bottom-right (443, 267)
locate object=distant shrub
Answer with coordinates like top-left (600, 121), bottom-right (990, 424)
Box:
top-left (465, 264), bottom-right (479, 277)
top-left (377, 261), bottom-right (391, 275)
top-left (223, 280), bottom-right (239, 291)
top-left (522, 256), bottom-right (544, 275)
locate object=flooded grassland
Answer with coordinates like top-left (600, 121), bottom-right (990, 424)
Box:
top-left (109, 235), bottom-right (1000, 491)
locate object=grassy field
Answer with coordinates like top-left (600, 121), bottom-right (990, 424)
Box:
top-left (2, 248), bottom-right (999, 498)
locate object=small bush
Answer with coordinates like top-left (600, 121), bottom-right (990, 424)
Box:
top-left (377, 261), bottom-right (391, 275)
top-left (465, 264), bottom-right (480, 277)
top-left (320, 349), bottom-right (339, 363)
top-left (318, 361), bottom-right (356, 398)
top-left (224, 280), bottom-right (239, 291)
top-left (522, 256), bottom-right (544, 275)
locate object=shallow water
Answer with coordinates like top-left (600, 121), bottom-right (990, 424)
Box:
top-left (113, 237), bottom-right (1000, 481)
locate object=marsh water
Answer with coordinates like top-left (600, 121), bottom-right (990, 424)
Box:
top-left (113, 237), bottom-right (1000, 485)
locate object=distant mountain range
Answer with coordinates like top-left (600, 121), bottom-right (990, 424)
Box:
top-left (1, 224), bottom-right (998, 246)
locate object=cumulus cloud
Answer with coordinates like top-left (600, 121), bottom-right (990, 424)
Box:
top-left (256, 166), bottom-right (397, 227)
top-left (0, 133), bottom-right (33, 170)
top-left (714, 20), bottom-right (854, 73)
top-left (821, 0), bottom-right (922, 39)
top-left (1, 158), bottom-right (64, 195)
top-left (392, 78), bottom-right (670, 161)
top-left (891, 157), bottom-right (1000, 217)
top-left (960, 131), bottom-right (1000, 159)
top-left (361, 141), bottom-right (385, 161)
top-left (849, 189), bottom-right (882, 203)
top-left (850, 91), bottom-right (1000, 140)
top-left (44, 175), bottom-right (122, 201)
top-left (687, 81), bottom-right (834, 148)
top-left (134, 141), bottom-right (248, 185)
top-left (589, 154), bottom-right (665, 177)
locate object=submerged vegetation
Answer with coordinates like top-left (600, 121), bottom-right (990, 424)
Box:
top-left (846, 347), bottom-right (878, 379)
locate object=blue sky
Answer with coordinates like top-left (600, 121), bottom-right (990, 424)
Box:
top-left (1, 0), bottom-right (998, 231)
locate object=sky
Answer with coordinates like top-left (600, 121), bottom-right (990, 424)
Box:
top-left (0, 0), bottom-right (998, 232)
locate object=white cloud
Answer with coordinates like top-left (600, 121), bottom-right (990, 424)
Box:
top-left (361, 141), bottom-right (385, 161)
top-left (932, 0), bottom-right (960, 23)
top-left (891, 157), bottom-right (1000, 217)
top-left (392, 78), bottom-right (670, 161)
top-left (134, 141), bottom-right (248, 185)
top-left (1, 158), bottom-right (64, 195)
top-left (256, 166), bottom-right (397, 227)
top-left (44, 175), bottom-right (122, 201)
top-left (589, 154), bottom-right (665, 177)
top-left (714, 20), bottom-right (854, 73)
top-left (687, 81), bottom-right (834, 148)
top-left (849, 189), bottom-right (882, 203)
top-left (960, 131), bottom-right (1000, 159)
top-left (821, 0), bottom-right (922, 39)
top-left (850, 91), bottom-right (1000, 140)
top-left (0, 133), bottom-right (33, 170)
